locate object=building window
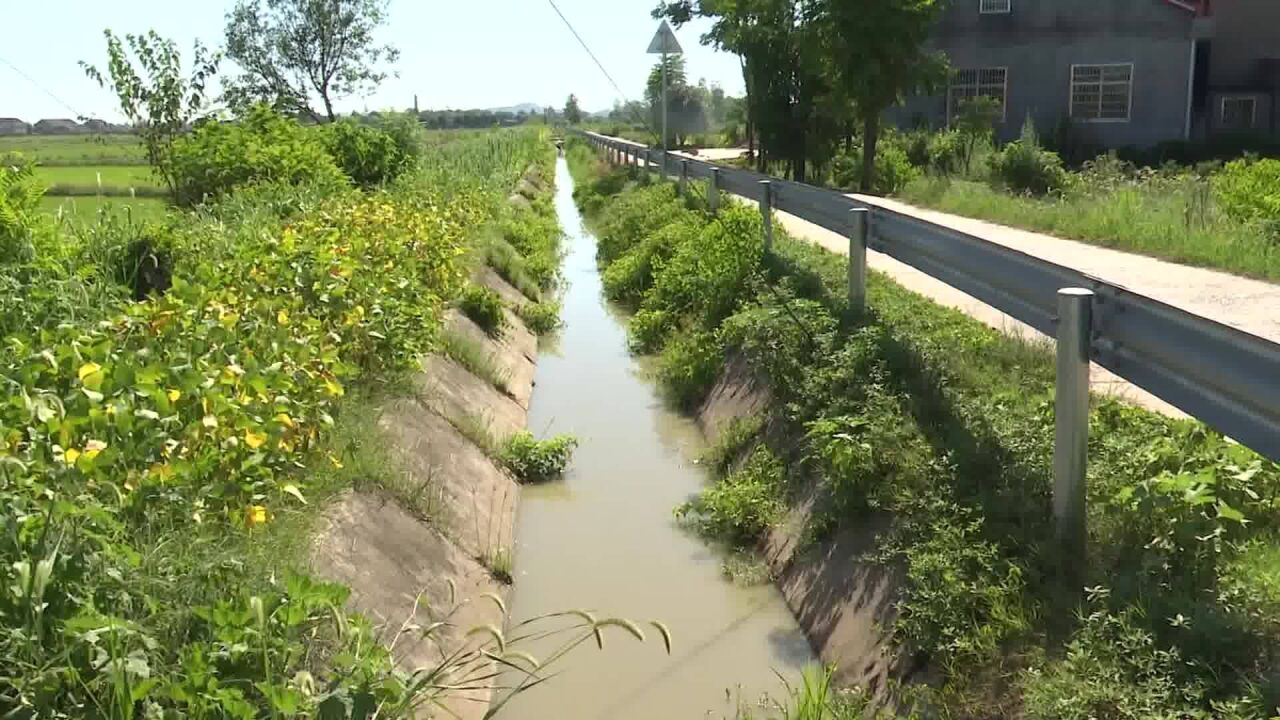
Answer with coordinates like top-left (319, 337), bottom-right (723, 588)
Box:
top-left (949, 67), bottom-right (1008, 122)
top-left (980, 0), bottom-right (1011, 13)
top-left (1221, 96), bottom-right (1257, 130)
top-left (1070, 64), bottom-right (1133, 122)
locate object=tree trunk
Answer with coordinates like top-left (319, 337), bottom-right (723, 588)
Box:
top-left (322, 92), bottom-right (336, 123)
top-left (860, 112), bottom-right (880, 194)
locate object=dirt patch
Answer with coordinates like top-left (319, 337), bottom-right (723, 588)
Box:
top-left (698, 355), bottom-right (907, 706)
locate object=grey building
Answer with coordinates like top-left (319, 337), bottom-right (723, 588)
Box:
top-left (32, 118), bottom-right (82, 135)
top-left (0, 118), bottom-right (31, 136)
top-left (893, 0), bottom-right (1280, 148)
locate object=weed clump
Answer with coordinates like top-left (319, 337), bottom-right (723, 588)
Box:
top-left (459, 285), bottom-right (507, 336)
top-left (500, 431), bottom-right (578, 483)
top-left (516, 300), bottom-right (561, 334)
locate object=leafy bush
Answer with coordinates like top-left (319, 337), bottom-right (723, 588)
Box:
top-left (600, 218), bottom-right (697, 307)
top-left (656, 330), bottom-right (722, 409)
top-left (1022, 604), bottom-right (1198, 720)
top-left (1215, 157), bottom-right (1280, 232)
top-left (928, 130), bottom-right (966, 175)
top-left (319, 119), bottom-right (415, 188)
top-left (515, 300), bottom-right (561, 334)
top-left (170, 105), bottom-right (347, 206)
top-left (894, 509), bottom-right (1028, 670)
top-left (500, 209), bottom-right (562, 288)
top-left (989, 118), bottom-right (1068, 195)
top-left (676, 446), bottom-right (784, 546)
top-left (500, 431), bottom-right (578, 483)
top-left (831, 145), bottom-right (919, 195)
top-left (641, 204), bottom-right (764, 331)
top-left (0, 152), bottom-right (47, 263)
top-left (459, 285), bottom-right (507, 336)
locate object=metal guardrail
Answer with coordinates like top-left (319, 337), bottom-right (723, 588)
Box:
top-left (582, 131), bottom-right (1280, 467)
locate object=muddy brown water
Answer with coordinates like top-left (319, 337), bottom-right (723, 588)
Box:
top-left (503, 158), bottom-right (813, 719)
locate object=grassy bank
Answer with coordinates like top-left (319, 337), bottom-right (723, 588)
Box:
top-left (568, 138), bottom-right (1280, 718)
top-left (0, 121), bottom-right (561, 716)
top-left (899, 173), bottom-right (1280, 281)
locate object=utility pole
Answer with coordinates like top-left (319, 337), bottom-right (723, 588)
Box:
top-left (661, 52), bottom-right (668, 151)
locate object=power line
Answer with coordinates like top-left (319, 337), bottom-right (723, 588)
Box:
top-left (542, 0), bottom-right (656, 131)
top-left (0, 55), bottom-right (90, 120)
top-left (543, 0), bottom-right (631, 101)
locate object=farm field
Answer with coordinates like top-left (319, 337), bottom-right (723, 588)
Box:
top-left (38, 194), bottom-right (169, 222)
top-left (0, 133), bottom-right (146, 164)
top-left (36, 164), bottom-right (163, 191)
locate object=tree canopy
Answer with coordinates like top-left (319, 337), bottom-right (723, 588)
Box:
top-left (654, 0), bottom-right (945, 188)
top-left (224, 0), bottom-right (399, 123)
top-left (564, 94), bottom-right (584, 125)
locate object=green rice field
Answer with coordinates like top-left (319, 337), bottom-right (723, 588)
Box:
top-left (0, 133), bottom-right (146, 165)
top-left (39, 195), bottom-right (169, 222)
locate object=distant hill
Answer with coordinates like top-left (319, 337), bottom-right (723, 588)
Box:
top-left (486, 103), bottom-right (543, 115)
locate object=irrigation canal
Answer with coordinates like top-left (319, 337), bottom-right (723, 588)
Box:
top-left (503, 157), bottom-right (814, 718)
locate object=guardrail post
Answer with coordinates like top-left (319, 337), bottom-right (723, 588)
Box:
top-left (759, 180), bottom-right (773, 253)
top-left (708, 168), bottom-right (721, 214)
top-left (1054, 288), bottom-right (1093, 593)
top-left (848, 208), bottom-right (869, 314)
top-left (679, 160), bottom-right (689, 197)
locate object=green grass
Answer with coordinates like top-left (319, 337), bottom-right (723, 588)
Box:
top-left (441, 327), bottom-right (512, 393)
top-left (0, 133), bottom-right (146, 164)
top-left (39, 194), bottom-right (170, 222)
top-left (898, 175), bottom-right (1280, 281)
top-left (570, 140), bottom-right (1280, 718)
top-left (36, 164), bottom-right (162, 193)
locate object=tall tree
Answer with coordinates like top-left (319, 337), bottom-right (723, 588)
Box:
top-left (81, 30), bottom-right (221, 194)
top-left (645, 56), bottom-right (708, 147)
top-left (224, 0), bottom-right (399, 123)
top-left (656, 0), bottom-right (823, 180)
top-left (815, 0), bottom-right (945, 192)
top-left (564, 94), bottom-right (584, 124)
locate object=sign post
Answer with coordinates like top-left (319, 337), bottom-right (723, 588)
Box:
top-left (647, 21), bottom-right (683, 153)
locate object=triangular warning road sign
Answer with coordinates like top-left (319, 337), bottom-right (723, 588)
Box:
top-left (647, 21), bottom-right (683, 55)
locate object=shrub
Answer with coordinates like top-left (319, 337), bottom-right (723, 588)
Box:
top-left (459, 285), bottom-right (507, 336)
top-left (894, 510), bottom-right (1028, 670)
top-left (1021, 605), bottom-right (1198, 720)
top-left (676, 445), bottom-right (784, 546)
top-left (0, 153), bottom-right (46, 263)
top-left (656, 330), bottom-right (722, 409)
top-left (1215, 157), bottom-right (1280, 231)
top-left (600, 218), bottom-right (696, 307)
top-left (988, 117), bottom-right (1068, 195)
top-left (170, 105), bottom-right (347, 206)
top-left (319, 119), bottom-right (415, 188)
top-left (831, 145), bottom-right (919, 195)
top-left (928, 130), bottom-right (965, 175)
top-left (903, 130), bottom-right (933, 168)
top-left (516, 300), bottom-right (561, 334)
top-left (500, 431), bottom-right (578, 483)
top-left (642, 204), bottom-right (764, 331)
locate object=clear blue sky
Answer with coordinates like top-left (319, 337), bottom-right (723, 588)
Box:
top-left (0, 0), bottom-right (744, 123)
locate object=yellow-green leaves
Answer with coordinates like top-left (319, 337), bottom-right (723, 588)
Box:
top-left (78, 362), bottom-right (104, 391)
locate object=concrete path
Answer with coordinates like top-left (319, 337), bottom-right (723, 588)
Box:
top-left (630, 144), bottom-right (1280, 418)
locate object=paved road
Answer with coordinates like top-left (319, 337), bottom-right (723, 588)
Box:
top-left (648, 146), bottom-right (1280, 418)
